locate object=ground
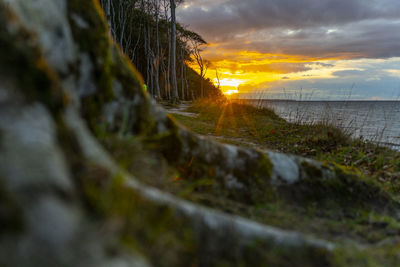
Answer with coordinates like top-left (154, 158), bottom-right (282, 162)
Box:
top-left (149, 98), bottom-right (400, 265)
top-left (168, 99), bottom-right (400, 194)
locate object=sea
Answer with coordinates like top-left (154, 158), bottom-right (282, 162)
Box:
top-left (238, 99), bottom-right (400, 150)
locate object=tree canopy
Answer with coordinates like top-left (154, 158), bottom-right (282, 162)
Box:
top-left (99, 0), bottom-right (223, 101)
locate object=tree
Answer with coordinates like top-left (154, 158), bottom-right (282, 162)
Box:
top-left (188, 30), bottom-right (208, 98)
top-left (169, 0), bottom-right (179, 103)
top-left (193, 47), bottom-right (210, 98)
top-left (215, 68), bottom-right (222, 90)
top-left (98, 0), bottom-right (221, 101)
top-left (153, 0), bottom-right (161, 99)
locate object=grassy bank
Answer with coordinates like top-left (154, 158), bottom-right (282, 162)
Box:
top-left (172, 99), bottom-right (400, 195)
top-left (162, 98), bottom-right (400, 265)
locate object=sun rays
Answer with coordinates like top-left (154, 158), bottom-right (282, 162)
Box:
top-left (214, 101), bottom-right (261, 139)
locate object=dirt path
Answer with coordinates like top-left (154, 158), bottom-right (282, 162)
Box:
top-left (165, 103), bottom-right (265, 150)
top-left (164, 102), bottom-right (199, 118)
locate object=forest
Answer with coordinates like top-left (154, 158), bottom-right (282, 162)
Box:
top-left (99, 0), bottom-right (223, 101)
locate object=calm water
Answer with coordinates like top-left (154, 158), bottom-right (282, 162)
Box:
top-left (240, 100), bottom-right (400, 149)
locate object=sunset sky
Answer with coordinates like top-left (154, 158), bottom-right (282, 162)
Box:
top-left (178, 0), bottom-right (400, 100)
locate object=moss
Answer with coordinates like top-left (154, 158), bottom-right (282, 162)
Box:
top-left (67, 0), bottom-right (159, 138)
top-left (290, 162), bottom-right (397, 213)
top-left (57, 128), bottom-right (198, 267)
top-left (67, 0), bottom-right (114, 132)
top-left (144, 117), bottom-right (184, 162)
top-left (0, 5), bottom-right (64, 114)
top-left (241, 240), bottom-right (332, 267)
top-left (107, 46), bottom-right (159, 136)
top-left (67, 0), bottom-right (159, 137)
top-left (301, 161), bottom-right (324, 179)
top-left (253, 152), bottom-right (273, 182)
top-left (333, 246), bottom-right (400, 266)
top-left (100, 136), bottom-right (171, 188)
top-left (110, 46), bottom-right (144, 99)
top-left (80, 169), bottom-right (335, 267)
top-left (79, 170), bottom-right (199, 266)
top-left (223, 151), bottom-right (273, 204)
top-left (0, 179), bottom-right (24, 234)
top-left (55, 118), bottom-right (86, 179)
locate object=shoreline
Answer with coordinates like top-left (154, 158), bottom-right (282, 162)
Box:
top-left (232, 98), bottom-right (400, 150)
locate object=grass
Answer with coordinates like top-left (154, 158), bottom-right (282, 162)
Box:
top-left (174, 98), bottom-right (400, 194)
top-left (163, 99), bottom-right (400, 245)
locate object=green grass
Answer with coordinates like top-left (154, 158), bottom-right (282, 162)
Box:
top-left (174, 99), bottom-right (400, 194)
top-left (164, 99), bottom-right (400, 245)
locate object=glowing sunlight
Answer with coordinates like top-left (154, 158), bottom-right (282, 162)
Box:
top-left (224, 89), bottom-right (239, 96)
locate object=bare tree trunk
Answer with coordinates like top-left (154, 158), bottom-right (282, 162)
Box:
top-left (170, 0), bottom-right (179, 103)
top-left (105, 0), bottom-right (111, 26)
top-left (132, 1), bottom-right (144, 61)
top-left (150, 56), bottom-right (154, 95)
top-left (193, 44), bottom-right (205, 98)
top-left (215, 68), bottom-right (221, 91)
top-left (185, 64), bottom-right (189, 100)
top-left (154, 0), bottom-right (161, 99)
top-left (180, 47), bottom-right (185, 100)
top-left (145, 21), bottom-right (150, 90)
top-left (163, 0), bottom-right (171, 100)
top-left (101, 0), bottom-right (114, 37)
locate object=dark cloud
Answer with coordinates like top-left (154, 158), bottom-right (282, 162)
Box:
top-left (178, 0), bottom-right (400, 59)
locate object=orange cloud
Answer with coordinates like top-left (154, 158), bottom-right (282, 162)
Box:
top-left (189, 48), bottom-right (342, 94)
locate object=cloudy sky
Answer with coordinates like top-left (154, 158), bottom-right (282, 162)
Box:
top-left (177, 0), bottom-right (400, 99)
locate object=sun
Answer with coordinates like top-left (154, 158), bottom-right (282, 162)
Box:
top-left (219, 78), bottom-right (241, 88)
top-left (216, 78), bottom-right (242, 96)
top-left (224, 89), bottom-right (239, 96)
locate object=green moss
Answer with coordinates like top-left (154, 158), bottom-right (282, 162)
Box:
top-left (79, 169), bottom-right (199, 266)
top-left (108, 46), bottom-right (159, 136)
top-left (144, 118), bottom-right (184, 162)
top-left (301, 161), bottom-right (324, 179)
top-left (67, 0), bottom-right (159, 137)
top-left (80, 169), bottom-right (335, 267)
top-left (333, 246), bottom-right (400, 267)
top-left (254, 152), bottom-right (273, 181)
top-left (67, 0), bottom-right (114, 132)
top-left (0, 5), bottom-right (64, 114)
top-left (291, 162), bottom-right (397, 213)
top-left (110, 46), bottom-right (144, 99)
top-left (228, 151), bottom-right (275, 204)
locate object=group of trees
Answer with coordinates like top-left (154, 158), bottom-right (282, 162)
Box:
top-left (99, 0), bottom-right (223, 102)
